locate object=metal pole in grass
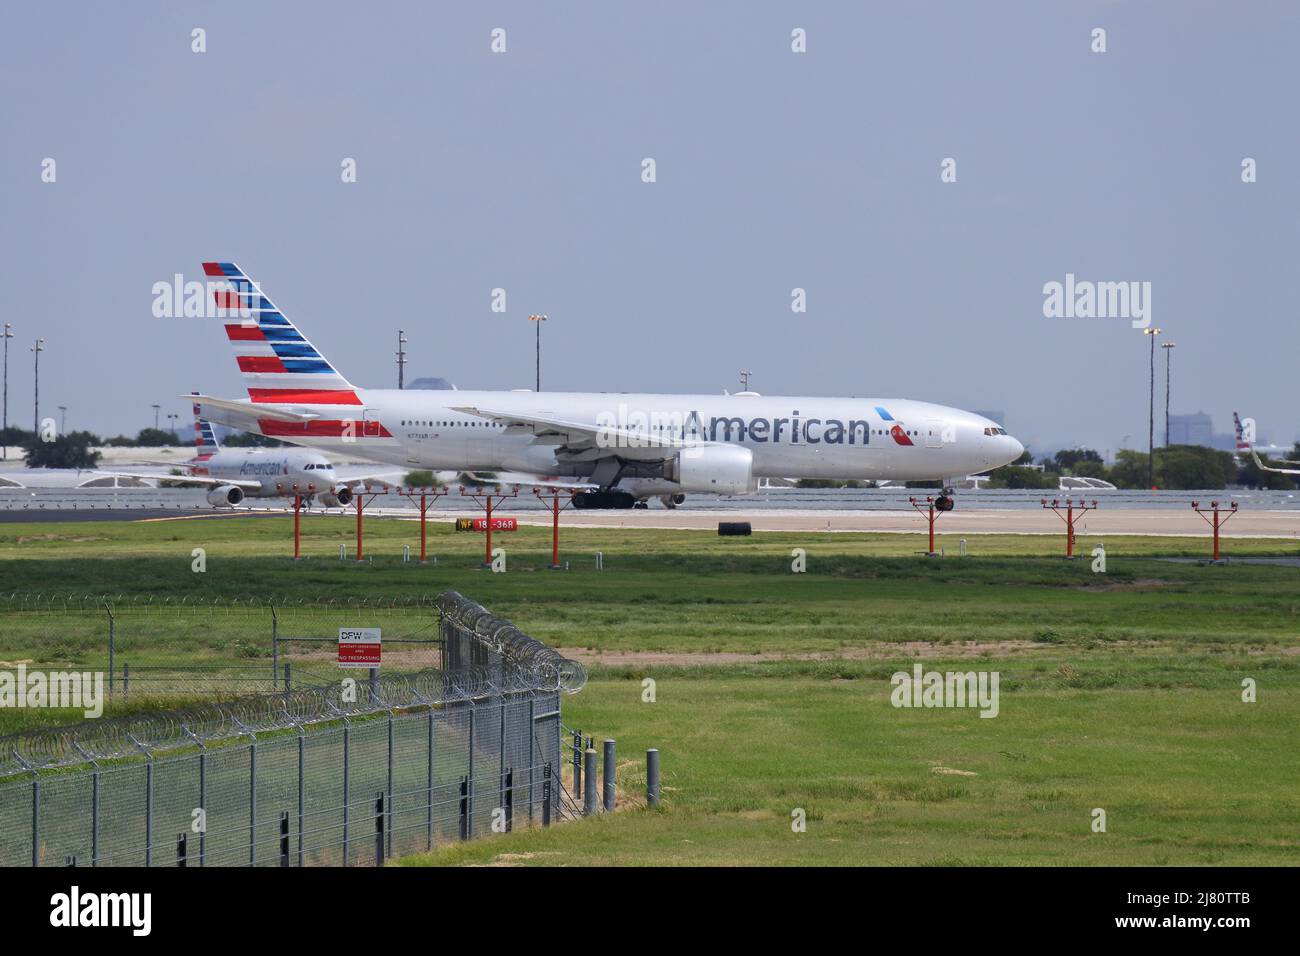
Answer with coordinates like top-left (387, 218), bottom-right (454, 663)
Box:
top-left (105, 602), bottom-right (115, 699)
top-left (646, 749), bottom-right (661, 808)
top-left (583, 748), bottom-right (597, 815)
top-left (603, 739), bottom-right (616, 812)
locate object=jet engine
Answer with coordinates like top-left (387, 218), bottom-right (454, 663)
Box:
top-left (319, 485), bottom-right (354, 508)
top-left (659, 493), bottom-right (686, 509)
top-left (669, 445), bottom-right (754, 496)
top-left (206, 485), bottom-right (244, 507)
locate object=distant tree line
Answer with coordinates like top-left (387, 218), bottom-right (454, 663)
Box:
top-left (6, 425), bottom-right (284, 470)
top-left (985, 445), bottom-right (1299, 491)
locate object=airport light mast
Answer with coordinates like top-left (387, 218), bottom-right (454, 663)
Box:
top-left (396, 329), bottom-right (408, 389)
top-left (739, 370), bottom-right (752, 391)
top-left (529, 314), bottom-right (548, 391)
top-left (2, 323), bottom-right (13, 460)
top-left (1161, 341), bottom-right (1176, 447)
top-left (31, 338), bottom-right (44, 436)
top-left (1143, 327), bottom-right (1162, 488)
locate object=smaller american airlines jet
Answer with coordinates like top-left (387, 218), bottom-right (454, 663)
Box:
top-left (117, 398), bottom-right (400, 508)
top-left (189, 261), bottom-right (1025, 510)
top-left (1232, 412), bottom-right (1291, 459)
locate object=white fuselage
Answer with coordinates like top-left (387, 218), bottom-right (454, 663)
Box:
top-left (240, 390), bottom-right (1023, 489)
top-left (190, 448), bottom-right (339, 497)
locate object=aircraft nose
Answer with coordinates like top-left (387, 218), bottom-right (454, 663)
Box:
top-left (1005, 435), bottom-right (1025, 462)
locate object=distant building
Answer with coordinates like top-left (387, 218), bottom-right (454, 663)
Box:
top-left (1167, 411), bottom-right (1234, 451)
top-left (406, 377), bottom-right (457, 390)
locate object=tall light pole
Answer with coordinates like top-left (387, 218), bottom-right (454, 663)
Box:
top-left (1161, 341), bottom-right (1176, 447)
top-left (2, 323), bottom-right (13, 459)
top-left (58, 406), bottom-right (67, 435)
top-left (1143, 327), bottom-right (1162, 488)
top-left (167, 412), bottom-right (179, 442)
top-left (739, 370), bottom-right (752, 391)
top-left (529, 314), bottom-right (548, 391)
top-left (31, 339), bottom-right (44, 435)
top-left (396, 329), bottom-right (408, 389)
top-left (152, 404), bottom-right (160, 432)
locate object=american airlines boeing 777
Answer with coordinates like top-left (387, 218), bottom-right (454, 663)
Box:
top-left (190, 262), bottom-right (1024, 510)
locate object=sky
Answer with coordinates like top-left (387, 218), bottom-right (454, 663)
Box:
top-left (2, 1), bottom-right (1297, 458)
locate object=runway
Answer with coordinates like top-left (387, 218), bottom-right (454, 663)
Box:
top-left (420, 506), bottom-right (1300, 538)
top-left (2, 487), bottom-right (1299, 537)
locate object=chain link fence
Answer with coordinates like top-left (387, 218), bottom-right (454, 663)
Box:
top-left (0, 592), bottom-right (587, 866)
top-left (0, 593), bottom-right (449, 698)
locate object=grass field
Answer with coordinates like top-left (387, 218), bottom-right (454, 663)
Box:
top-left (1, 514), bottom-right (1297, 865)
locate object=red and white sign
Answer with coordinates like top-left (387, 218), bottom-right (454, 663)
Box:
top-left (338, 627), bottom-right (382, 668)
top-left (472, 517), bottom-right (518, 532)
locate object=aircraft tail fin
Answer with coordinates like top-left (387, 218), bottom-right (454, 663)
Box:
top-left (191, 391), bottom-right (220, 454)
top-left (201, 261), bottom-right (360, 406)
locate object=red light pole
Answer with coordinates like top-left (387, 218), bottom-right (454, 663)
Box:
top-left (908, 496), bottom-right (946, 557)
top-left (390, 485), bottom-right (448, 563)
top-left (1191, 500), bottom-right (1238, 563)
top-left (1041, 498), bottom-right (1098, 558)
top-left (277, 482), bottom-right (316, 561)
top-left (460, 485), bottom-right (520, 567)
top-left (535, 487), bottom-right (576, 569)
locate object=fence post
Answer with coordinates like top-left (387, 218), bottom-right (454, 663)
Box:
top-left (498, 699), bottom-right (506, 816)
top-left (527, 698), bottom-right (535, 824)
top-left (504, 769), bottom-right (514, 832)
top-left (583, 748), bottom-right (597, 815)
top-left (297, 733), bottom-right (305, 867)
top-left (458, 776), bottom-right (469, 840)
top-left (176, 832), bottom-right (187, 867)
top-left (90, 771), bottom-right (100, 867)
top-left (374, 792), bottom-right (385, 866)
top-left (31, 779), bottom-right (39, 868)
top-left (283, 662), bottom-right (291, 700)
top-left (145, 760), bottom-right (153, 867)
top-left (542, 763), bottom-right (552, 826)
top-left (280, 811), bottom-right (290, 867)
top-left (647, 749), bottom-right (661, 808)
top-left (123, 662), bottom-right (129, 701)
top-left (271, 605), bottom-right (279, 688)
top-left (369, 667), bottom-right (379, 706)
top-left (426, 711), bottom-right (435, 851)
top-left (573, 729), bottom-right (582, 794)
top-left (386, 715), bottom-right (394, 859)
top-left (466, 707), bottom-right (475, 836)
top-left (198, 750), bottom-right (207, 867)
top-left (342, 723), bottom-right (351, 866)
top-left (106, 603), bottom-right (115, 700)
top-left (603, 739), bottom-right (616, 812)
top-left (248, 740), bottom-right (257, 867)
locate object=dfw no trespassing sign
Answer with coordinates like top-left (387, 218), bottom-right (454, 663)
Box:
top-left (338, 627), bottom-right (381, 668)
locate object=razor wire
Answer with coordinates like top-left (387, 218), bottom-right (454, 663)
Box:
top-left (0, 591), bottom-right (583, 776)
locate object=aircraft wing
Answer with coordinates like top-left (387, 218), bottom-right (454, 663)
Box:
top-left (186, 395), bottom-right (319, 426)
top-left (1249, 448), bottom-right (1300, 476)
top-left (91, 470), bottom-right (264, 491)
top-left (450, 404), bottom-right (709, 462)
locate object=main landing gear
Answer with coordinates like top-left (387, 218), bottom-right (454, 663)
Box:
top-left (933, 486), bottom-right (956, 512)
top-left (572, 490), bottom-right (637, 510)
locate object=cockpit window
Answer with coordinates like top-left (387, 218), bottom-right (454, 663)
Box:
top-left (983, 427), bottom-right (1008, 436)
